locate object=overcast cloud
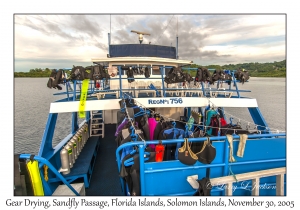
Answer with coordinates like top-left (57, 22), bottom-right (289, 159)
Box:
top-left (14, 14), bottom-right (286, 71)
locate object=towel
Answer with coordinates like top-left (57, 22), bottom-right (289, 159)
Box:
top-left (237, 134), bottom-right (248, 158)
top-left (226, 134), bottom-right (236, 162)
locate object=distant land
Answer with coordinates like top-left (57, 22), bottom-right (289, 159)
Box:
top-left (14, 60), bottom-right (286, 78)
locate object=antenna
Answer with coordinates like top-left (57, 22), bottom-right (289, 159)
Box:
top-left (131, 30), bottom-right (151, 44)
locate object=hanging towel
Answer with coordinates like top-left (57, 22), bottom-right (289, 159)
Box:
top-left (226, 134), bottom-right (236, 162)
top-left (237, 134), bottom-right (248, 158)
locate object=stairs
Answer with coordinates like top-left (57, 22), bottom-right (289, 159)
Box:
top-left (90, 110), bottom-right (104, 137)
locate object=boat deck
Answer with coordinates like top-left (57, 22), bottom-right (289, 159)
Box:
top-left (85, 124), bottom-right (123, 196)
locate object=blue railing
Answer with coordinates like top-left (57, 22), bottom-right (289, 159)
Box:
top-left (115, 133), bottom-right (286, 196)
top-left (19, 154), bottom-right (80, 196)
top-left (53, 67), bottom-right (249, 100)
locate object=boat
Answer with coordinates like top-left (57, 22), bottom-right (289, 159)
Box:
top-left (14, 32), bottom-right (286, 197)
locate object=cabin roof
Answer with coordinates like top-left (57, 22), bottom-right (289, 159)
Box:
top-left (91, 56), bottom-right (193, 66)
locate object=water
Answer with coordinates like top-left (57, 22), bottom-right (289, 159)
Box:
top-left (14, 77), bottom-right (286, 155)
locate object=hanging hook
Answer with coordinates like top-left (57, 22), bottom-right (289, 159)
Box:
top-left (172, 121), bottom-right (176, 128)
top-left (230, 117), bottom-right (233, 125)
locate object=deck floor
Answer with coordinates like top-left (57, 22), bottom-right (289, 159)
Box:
top-left (86, 124), bottom-right (124, 196)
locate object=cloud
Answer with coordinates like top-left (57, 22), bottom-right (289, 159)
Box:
top-left (14, 14), bottom-right (286, 71)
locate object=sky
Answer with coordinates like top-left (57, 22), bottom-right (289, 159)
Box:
top-left (14, 14), bottom-right (286, 72)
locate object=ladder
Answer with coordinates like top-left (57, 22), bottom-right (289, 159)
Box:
top-left (90, 110), bottom-right (104, 137)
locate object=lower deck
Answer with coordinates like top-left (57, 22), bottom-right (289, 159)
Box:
top-left (69, 124), bottom-right (286, 196)
top-left (85, 124), bottom-right (123, 196)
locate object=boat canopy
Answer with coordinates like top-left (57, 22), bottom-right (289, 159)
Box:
top-left (91, 56), bottom-right (193, 67)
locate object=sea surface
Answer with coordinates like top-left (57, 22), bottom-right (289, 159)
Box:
top-left (14, 77), bottom-right (286, 155)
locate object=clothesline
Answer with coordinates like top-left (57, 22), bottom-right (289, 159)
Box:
top-left (122, 93), bottom-right (286, 133)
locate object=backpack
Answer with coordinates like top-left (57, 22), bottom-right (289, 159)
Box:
top-left (144, 67), bottom-right (150, 78)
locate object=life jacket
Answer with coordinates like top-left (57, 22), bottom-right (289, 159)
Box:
top-left (144, 67), bottom-right (150, 78)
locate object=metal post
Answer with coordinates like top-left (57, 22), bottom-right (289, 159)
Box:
top-left (160, 67), bottom-right (166, 97)
top-left (118, 66), bottom-right (122, 98)
top-left (108, 33), bottom-right (110, 56)
top-left (139, 144), bottom-right (145, 196)
top-left (176, 36), bottom-right (178, 59)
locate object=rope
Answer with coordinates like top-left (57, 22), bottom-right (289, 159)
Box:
top-left (122, 93), bottom-right (286, 134)
top-left (205, 97), bottom-right (285, 133)
top-left (121, 96), bottom-right (146, 145)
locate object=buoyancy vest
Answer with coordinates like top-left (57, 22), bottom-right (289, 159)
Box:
top-left (144, 67), bottom-right (150, 78)
top-left (126, 67), bottom-right (135, 83)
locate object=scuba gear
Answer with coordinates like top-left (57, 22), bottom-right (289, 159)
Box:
top-left (164, 67), bottom-right (186, 84)
top-left (178, 138), bottom-right (198, 165)
top-left (211, 69), bottom-right (232, 85)
top-left (195, 137), bottom-right (216, 164)
top-left (47, 69), bottom-right (65, 90)
top-left (123, 66), bottom-right (135, 83)
top-left (144, 67), bottom-right (150, 78)
top-left (59, 147), bottom-right (70, 175)
top-left (194, 67), bottom-right (212, 85)
top-left (70, 66), bottom-right (86, 80)
top-left (234, 69), bottom-right (250, 84)
top-left (184, 72), bottom-right (193, 84)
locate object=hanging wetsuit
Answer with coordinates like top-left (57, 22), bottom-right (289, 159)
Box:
top-left (115, 118), bottom-right (128, 137)
top-left (148, 118), bottom-right (158, 149)
top-left (161, 127), bottom-right (185, 161)
top-left (206, 109), bottom-right (218, 136)
top-left (139, 114), bottom-right (150, 140)
top-left (120, 150), bottom-right (155, 196)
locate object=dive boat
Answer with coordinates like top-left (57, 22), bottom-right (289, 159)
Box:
top-left (14, 39), bottom-right (286, 197)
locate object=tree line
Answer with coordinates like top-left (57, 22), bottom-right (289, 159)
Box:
top-left (14, 60), bottom-right (286, 78)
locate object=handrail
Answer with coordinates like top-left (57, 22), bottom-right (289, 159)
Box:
top-left (116, 133), bottom-right (286, 195)
top-left (116, 134), bottom-right (286, 172)
top-left (209, 167), bottom-right (286, 195)
top-left (19, 154), bottom-right (80, 196)
top-left (54, 66), bottom-right (247, 99)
